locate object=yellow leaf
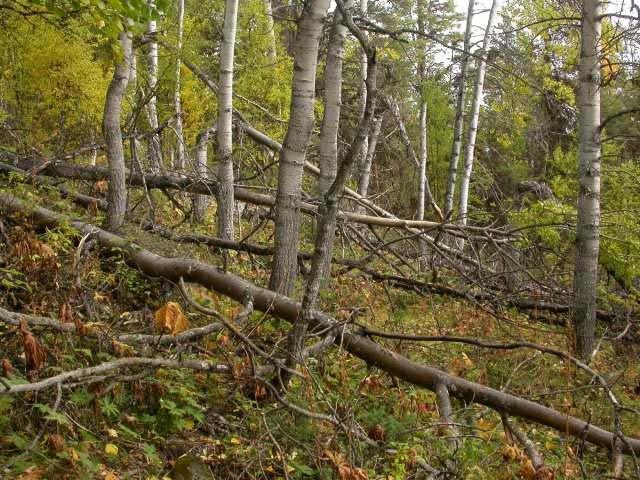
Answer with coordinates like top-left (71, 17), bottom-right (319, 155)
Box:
top-left (476, 417), bottom-right (495, 440)
top-left (229, 437), bottom-right (241, 445)
top-left (154, 302), bottom-right (189, 335)
top-left (104, 443), bottom-right (119, 456)
top-left (107, 428), bottom-right (118, 438)
top-left (104, 472), bottom-right (119, 480)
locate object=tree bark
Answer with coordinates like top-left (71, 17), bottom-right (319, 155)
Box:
top-left (417, 101), bottom-right (428, 221)
top-left (574, 0), bottom-right (602, 361)
top-left (173, 0), bottom-right (186, 171)
top-left (355, 0), bottom-right (369, 186)
top-left (318, 2), bottom-right (351, 196)
top-left (2, 191), bottom-right (639, 455)
top-left (458, 0), bottom-right (499, 229)
top-left (356, 114), bottom-right (382, 202)
top-left (263, 0), bottom-right (278, 61)
top-left (444, 0), bottom-right (474, 220)
top-left (217, 0), bottom-right (240, 241)
top-left (269, 0), bottom-right (331, 295)
top-left (193, 128), bottom-right (215, 222)
top-left (146, 4), bottom-right (163, 173)
top-left (103, 31), bottom-right (133, 232)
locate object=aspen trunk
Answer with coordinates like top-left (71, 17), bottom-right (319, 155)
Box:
top-left (355, 0), bottom-right (369, 183)
top-left (443, 0), bottom-right (474, 219)
top-left (458, 0), bottom-right (499, 227)
top-left (104, 31), bottom-right (132, 232)
top-left (574, 0), bottom-right (602, 361)
top-left (318, 2), bottom-right (351, 196)
top-left (263, 0), bottom-right (278, 61)
top-left (174, 0), bottom-right (186, 171)
top-left (217, 0), bottom-right (240, 241)
top-left (356, 114), bottom-right (382, 201)
top-left (146, 6), bottom-right (163, 173)
top-left (269, 0), bottom-right (331, 296)
top-left (417, 101), bottom-right (428, 221)
top-left (193, 128), bottom-right (214, 222)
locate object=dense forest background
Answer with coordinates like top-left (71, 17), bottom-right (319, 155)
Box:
top-left (0, 0), bottom-right (639, 478)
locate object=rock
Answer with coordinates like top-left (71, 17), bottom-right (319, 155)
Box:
top-left (169, 454), bottom-right (215, 480)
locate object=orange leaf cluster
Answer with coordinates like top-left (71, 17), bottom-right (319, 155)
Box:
top-left (19, 319), bottom-right (46, 375)
top-left (9, 230), bottom-right (57, 273)
top-left (1, 358), bottom-right (13, 378)
top-left (154, 302), bottom-right (189, 335)
top-left (324, 450), bottom-right (368, 480)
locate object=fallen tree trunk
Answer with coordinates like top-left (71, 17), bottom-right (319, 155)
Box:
top-left (1, 192), bottom-right (638, 455)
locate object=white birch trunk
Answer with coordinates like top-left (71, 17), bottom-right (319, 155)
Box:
top-left (458, 0), bottom-right (499, 227)
top-left (193, 128), bottom-right (214, 222)
top-left (174, 0), bottom-right (186, 171)
top-left (443, 0), bottom-right (474, 219)
top-left (356, 113), bottom-right (382, 201)
top-left (318, 2), bottom-right (351, 196)
top-left (574, 0), bottom-right (602, 361)
top-left (269, 0), bottom-right (331, 296)
top-left (263, 0), bottom-right (278, 61)
top-left (104, 31), bottom-right (133, 231)
top-left (146, 5), bottom-right (163, 173)
top-left (355, 0), bottom-right (369, 181)
top-left (417, 101), bottom-right (428, 221)
top-left (217, 0), bottom-right (240, 241)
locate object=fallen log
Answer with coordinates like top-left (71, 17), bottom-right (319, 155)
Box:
top-left (1, 192), bottom-right (638, 455)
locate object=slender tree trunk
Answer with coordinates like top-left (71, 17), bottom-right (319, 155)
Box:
top-left (216, 0), bottom-right (240, 241)
top-left (443, 0), bottom-right (474, 219)
top-left (355, 0), bottom-right (369, 184)
top-left (574, 0), bottom-right (602, 361)
top-left (104, 31), bottom-right (133, 232)
top-left (356, 113), bottom-right (382, 201)
top-left (458, 0), bottom-right (499, 227)
top-left (263, 0), bottom-right (278, 61)
top-left (318, 2), bottom-right (351, 196)
top-left (174, 0), bottom-right (186, 171)
top-left (417, 101), bottom-right (428, 221)
top-left (193, 128), bottom-right (214, 222)
top-left (146, 5), bottom-right (163, 173)
top-left (269, 0), bottom-right (331, 296)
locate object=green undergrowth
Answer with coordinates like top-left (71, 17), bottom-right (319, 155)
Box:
top-left (0, 180), bottom-right (639, 479)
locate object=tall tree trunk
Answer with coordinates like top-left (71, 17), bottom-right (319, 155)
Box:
top-left (574, 0), bottom-right (602, 361)
top-left (443, 0), bottom-right (474, 219)
top-left (263, 0), bottom-right (278, 61)
top-left (417, 101), bottom-right (428, 221)
top-left (458, 0), bottom-right (499, 227)
top-left (217, 0), bottom-right (240, 241)
top-left (318, 2), bottom-right (351, 196)
top-left (193, 128), bottom-right (215, 222)
top-left (356, 113), bottom-right (382, 201)
top-left (355, 0), bottom-right (369, 187)
top-left (290, 0), bottom-right (377, 373)
top-left (174, 0), bottom-right (186, 171)
top-left (104, 31), bottom-right (133, 232)
top-left (146, 4), bottom-right (163, 173)
top-left (269, 0), bottom-right (331, 296)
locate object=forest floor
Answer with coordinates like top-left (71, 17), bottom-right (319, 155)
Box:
top-left (1, 178), bottom-right (639, 479)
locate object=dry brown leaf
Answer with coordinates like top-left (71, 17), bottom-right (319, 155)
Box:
top-left (502, 444), bottom-right (521, 461)
top-left (94, 180), bottom-right (108, 195)
top-left (16, 466), bottom-right (46, 480)
top-left (337, 465), bottom-right (368, 480)
top-left (48, 433), bottom-right (65, 452)
top-left (534, 466), bottom-right (555, 480)
top-left (154, 302), bottom-right (189, 335)
top-left (104, 471), bottom-right (119, 480)
top-left (19, 319), bottom-right (46, 374)
top-left (519, 459), bottom-right (536, 480)
top-left (1, 357), bottom-right (13, 378)
top-left (368, 424), bottom-right (386, 442)
top-left (112, 340), bottom-right (135, 357)
top-left (59, 302), bottom-right (74, 324)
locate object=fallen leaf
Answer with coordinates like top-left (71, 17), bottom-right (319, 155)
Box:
top-left (338, 464), bottom-right (368, 480)
top-left (16, 466), bottom-right (46, 480)
top-left (104, 443), bottom-right (119, 456)
top-left (104, 472), bottom-right (119, 480)
top-left (368, 424), bottom-right (386, 442)
top-left (19, 319), bottom-right (46, 375)
top-left (48, 433), bottom-right (65, 452)
top-left (154, 302), bottom-right (189, 335)
top-left (1, 358), bottom-right (13, 378)
top-left (111, 340), bottom-right (135, 357)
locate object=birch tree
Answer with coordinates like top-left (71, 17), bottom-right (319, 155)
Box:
top-left (146, 2), bottom-right (163, 173)
top-left (104, 31), bottom-right (133, 231)
top-left (355, 0), bottom-right (369, 191)
top-left (356, 113), bottom-right (382, 201)
top-left (263, 0), bottom-right (278, 61)
top-left (458, 0), bottom-right (499, 227)
top-left (573, 0), bottom-right (602, 361)
top-left (444, 0), bottom-right (474, 219)
top-left (318, 1), bottom-right (351, 196)
top-left (193, 128), bottom-right (215, 222)
top-left (269, 0), bottom-right (331, 296)
top-left (216, 0), bottom-right (239, 241)
top-left (173, 0), bottom-right (186, 171)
